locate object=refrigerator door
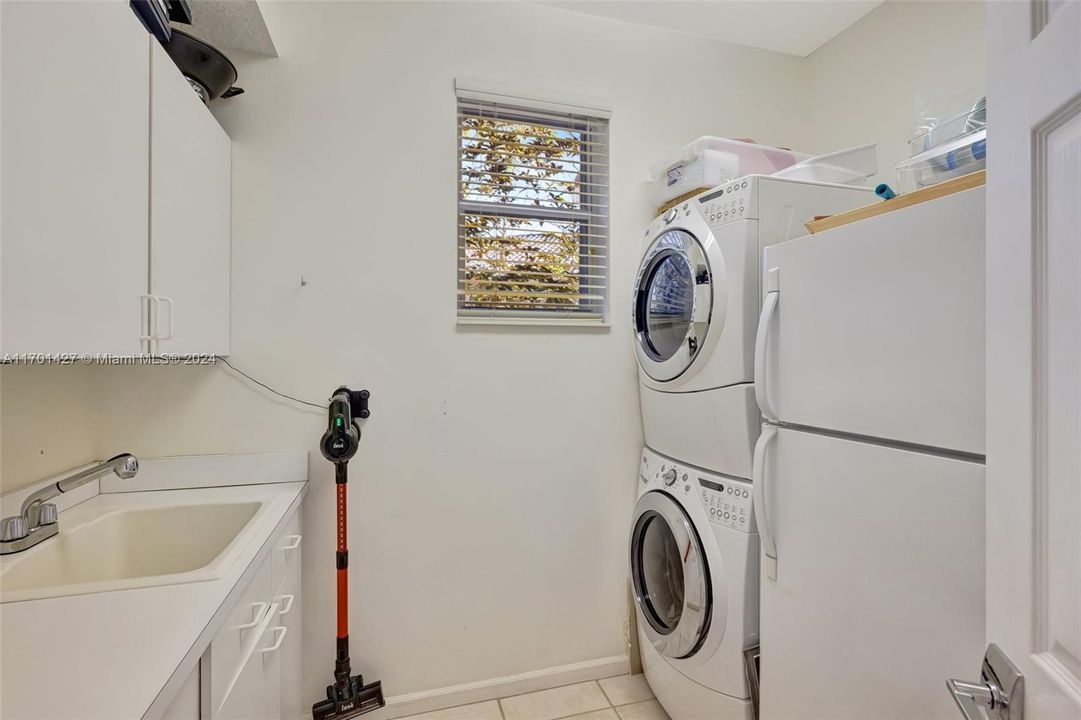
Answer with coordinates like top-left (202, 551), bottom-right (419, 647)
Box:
top-left (758, 187), bottom-right (985, 454)
top-left (756, 426), bottom-right (985, 720)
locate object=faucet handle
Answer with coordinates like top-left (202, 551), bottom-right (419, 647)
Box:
top-left (37, 503), bottom-right (58, 526)
top-left (0, 516), bottom-right (28, 542)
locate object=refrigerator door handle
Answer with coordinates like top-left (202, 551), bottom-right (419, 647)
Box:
top-left (755, 269), bottom-right (780, 421)
top-left (753, 424), bottom-right (779, 580)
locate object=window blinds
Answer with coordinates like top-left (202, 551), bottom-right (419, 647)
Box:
top-left (457, 90), bottom-right (610, 323)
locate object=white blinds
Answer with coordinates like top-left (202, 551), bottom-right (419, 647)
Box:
top-left (457, 92), bottom-right (610, 323)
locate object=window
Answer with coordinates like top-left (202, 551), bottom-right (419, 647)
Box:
top-left (456, 82), bottom-right (610, 324)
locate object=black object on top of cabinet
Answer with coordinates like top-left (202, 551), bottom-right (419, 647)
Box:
top-left (130, 0), bottom-right (171, 42)
top-left (165, 0), bottom-right (192, 25)
top-left (162, 29), bottom-right (244, 103)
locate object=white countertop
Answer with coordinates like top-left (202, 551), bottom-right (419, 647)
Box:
top-left (0, 466), bottom-right (307, 720)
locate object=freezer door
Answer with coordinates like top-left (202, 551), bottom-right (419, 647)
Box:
top-left (756, 427), bottom-right (985, 720)
top-left (758, 187), bottom-right (985, 454)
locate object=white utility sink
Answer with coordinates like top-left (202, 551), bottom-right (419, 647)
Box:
top-left (0, 502), bottom-right (261, 603)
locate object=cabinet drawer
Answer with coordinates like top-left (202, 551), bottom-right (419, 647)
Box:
top-left (209, 559), bottom-right (272, 715)
top-left (270, 512), bottom-right (302, 596)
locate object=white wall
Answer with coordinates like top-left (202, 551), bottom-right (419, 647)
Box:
top-left (802, 0), bottom-right (987, 186)
top-left (0, 0), bottom-right (987, 711)
top-left (0, 0), bottom-right (809, 705)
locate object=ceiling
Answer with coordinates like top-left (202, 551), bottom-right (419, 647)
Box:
top-left (172, 0), bottom-right (277, 57)
top-left (541, 1), bottom-right (883, 57)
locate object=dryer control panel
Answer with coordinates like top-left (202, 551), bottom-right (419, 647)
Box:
top-left (699, 178), bottom-right (757, 225)
top-left (698, 475), bottom-right (753, 531)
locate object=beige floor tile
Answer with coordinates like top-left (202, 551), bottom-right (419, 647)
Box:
top-left (598, 675), bottom-right (653, 706)
top-left (397, 700), bottom-right (503, 720)
top-left (500, 681), bottom-right (611, 720)
top-left (565, 711), bottom-right (618, 720)
top-left (614, 699), bottom-right (670, 720)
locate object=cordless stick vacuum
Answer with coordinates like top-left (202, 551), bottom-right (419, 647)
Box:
top-left (312, 387), bottom-right (386, 720)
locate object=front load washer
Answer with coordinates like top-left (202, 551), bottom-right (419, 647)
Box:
top-left (634, 176), bottom-right (872, 477)
top-left (630, 447), bottom-right (758, 720)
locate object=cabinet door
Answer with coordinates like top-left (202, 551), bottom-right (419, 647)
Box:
top-left (0, 0), bottom-right (149, 356)
top-left (216, 608), bottom-right (282, 720)
top-left (274, 522), bottom-right (302, 720)
top-left (149, 41), bottom-right (230, 356)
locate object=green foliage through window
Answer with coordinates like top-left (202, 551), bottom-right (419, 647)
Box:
top-left (457, 100), bottom-right (609, 319)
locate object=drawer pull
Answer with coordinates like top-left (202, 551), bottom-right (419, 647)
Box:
top-left (234, 601), bottom-right (268, 630)
top-left (277, 593), bottom-right (295, 616)
top-left (281, 534), bottom-right (302, 551)
top-left (260, 626), bottom-right (287, 654)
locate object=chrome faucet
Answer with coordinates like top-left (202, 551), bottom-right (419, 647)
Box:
top-left (0, 454), bottom-right (139, 555)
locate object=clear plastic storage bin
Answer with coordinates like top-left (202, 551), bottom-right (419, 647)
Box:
top-left (897, 96), bottom-right (986, 192)
top-left (651, 137), bottom-right (807, 205)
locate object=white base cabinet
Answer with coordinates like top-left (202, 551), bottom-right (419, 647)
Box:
top-left (160, 509), bottom-right (302, 720)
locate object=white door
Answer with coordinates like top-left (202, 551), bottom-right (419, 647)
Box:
top-left (149, 41), bottom-right (231, 356)
top-left (0, 0), bottom-right (149, 356)
top-left (977, 1), bottom-right (1081, 718)
top-left (756, 426), bottom-right (985, 720)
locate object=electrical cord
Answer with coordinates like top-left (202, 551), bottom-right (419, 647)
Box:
top-left (215, 356), bottom-right (327, 410)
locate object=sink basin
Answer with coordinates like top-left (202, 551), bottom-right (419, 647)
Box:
top-left (0, 502), bottom-right (261, 602)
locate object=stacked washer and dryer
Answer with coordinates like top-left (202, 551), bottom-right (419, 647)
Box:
top-left (628, 175), bottom-right (872, 719)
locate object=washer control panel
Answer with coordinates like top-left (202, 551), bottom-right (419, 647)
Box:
top-left (699, 475), bottom-right (754, 531)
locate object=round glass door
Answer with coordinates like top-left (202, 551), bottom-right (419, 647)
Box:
top-left (630, 491), bottom-right (711, 659)
top-left (633, 230), bottom-right (713, 382)
top-left (641, 251), bottom-right (695, 362)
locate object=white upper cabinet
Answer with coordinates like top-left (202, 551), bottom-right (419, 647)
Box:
top-left (0, 1), bottom-right (150, 356)
top-left (149, 42), bottom-right (231, 357)
top-left (0, 1), bottom-right (231, 358)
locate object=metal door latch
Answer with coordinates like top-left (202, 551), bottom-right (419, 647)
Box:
top-left (947, 643), bottom-right (1024, 720)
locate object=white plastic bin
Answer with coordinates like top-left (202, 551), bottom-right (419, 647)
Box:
top-left (771, 143), bottom-right (878, 186)
top-left (650, 137), bottom-right (807, 206)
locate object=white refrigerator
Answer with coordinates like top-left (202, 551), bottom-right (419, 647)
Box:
top-left (753, 187), bottom-right (987, 719)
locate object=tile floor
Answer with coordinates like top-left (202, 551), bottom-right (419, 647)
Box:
top-left (398, 675), bottom-right (670, 720)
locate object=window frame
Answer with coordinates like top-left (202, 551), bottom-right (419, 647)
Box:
top-left (455, 81), bottom-right (611, 327)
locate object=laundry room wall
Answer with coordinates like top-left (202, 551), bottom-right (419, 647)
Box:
top-left (802, 0), bottom-right (987, 186)
top-left (0, 0), bottom-right (812, 707)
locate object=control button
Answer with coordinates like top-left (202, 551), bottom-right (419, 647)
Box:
top-left (682, 203), bottom-right (688, 210)
top-left (661, 468), bottom-right (678, 486)
top-left (663, 208), bottom-right (678, 224)
top-left (743, 490), bottom-right (749, 498)
top-left (742, 181), bottom-right (747, 188)
top-left (740, 517), bottom-right (745, 523)
top-left (724, 512), bottom-right (730, 519)
top-left (727, 487), bottom-right (733, 494)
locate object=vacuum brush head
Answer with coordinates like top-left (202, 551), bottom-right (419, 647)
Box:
top-left (312, 676), bottom-right (385, 720)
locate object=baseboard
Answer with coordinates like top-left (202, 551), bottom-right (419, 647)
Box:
top-left (310, 655), bottom-right (630, 720)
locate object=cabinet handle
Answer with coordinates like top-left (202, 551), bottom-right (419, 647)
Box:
top-left (276, 593), bottom-right (295, 616)
top-left (140, 294), bottom-right (158, 345)
top-left (259, 626), bottom-right (287, 654)
top-left (156, 296), bottom-right (174, 341)
top-left (234, 601), bottom-right (268, 630)
top-left (281, 534), bottom-right (302, 551)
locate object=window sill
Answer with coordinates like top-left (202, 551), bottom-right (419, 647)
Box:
top-left (456, 315), bottom-right (611, 328)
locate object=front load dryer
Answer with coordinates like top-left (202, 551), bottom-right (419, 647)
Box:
top-left (630, 447), bottom-right (758, 720)
top-left (633, 175), bottom-right (872, 477)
